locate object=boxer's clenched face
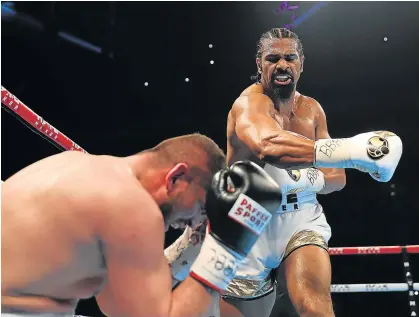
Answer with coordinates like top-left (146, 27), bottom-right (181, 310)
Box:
top-left (161, 163), bottom-right (208, 232)
top-left (257, 38), bottom-right (304, 101)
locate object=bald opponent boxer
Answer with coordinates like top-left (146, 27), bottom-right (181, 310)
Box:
top-left (218, 28), bottom-right (403, 317)
top-left (2, 133), bottom-right (284, 317)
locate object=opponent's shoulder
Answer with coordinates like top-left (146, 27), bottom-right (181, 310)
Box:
top-left (76, 156), bottom-right (162, 228)
top-left (94, 168), bottom-right (164, 241)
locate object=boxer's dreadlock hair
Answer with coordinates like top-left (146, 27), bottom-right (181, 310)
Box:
top-left (252, 28), bottom-right (304, 83)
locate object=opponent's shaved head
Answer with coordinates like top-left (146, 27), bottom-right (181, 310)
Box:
top-left (149, 133), bottom-right (226, 186)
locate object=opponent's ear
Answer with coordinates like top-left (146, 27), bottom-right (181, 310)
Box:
top-left (165, 163), bottom-right (190, 192)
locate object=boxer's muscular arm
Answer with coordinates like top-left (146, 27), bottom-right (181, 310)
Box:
top-left (96, 184), bottom-right (217, 317)
top-left (233, 94), bottom-right (315, 169)
top-left (315, 103), bottom-right (346, 194)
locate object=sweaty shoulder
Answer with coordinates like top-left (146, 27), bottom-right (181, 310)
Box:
top-left (231, 84), bottom-right (275, 119)
top-left (297, 93), bottom-right (326, 125)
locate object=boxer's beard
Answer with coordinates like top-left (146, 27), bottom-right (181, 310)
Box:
top-left (271, 71), bottom-right (295, 101)
top-left (272, 82), bottom-right (295, 101)
top-left (271, 80), bottom-right (295, 102)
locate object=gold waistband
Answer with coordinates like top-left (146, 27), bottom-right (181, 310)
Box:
top-left (222, 273), bottom-right (275, 300)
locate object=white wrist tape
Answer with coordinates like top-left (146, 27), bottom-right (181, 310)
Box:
top-left (314, 138), bottom-right (352, 168)
top-left (190, 234), bottom-right (244, 292)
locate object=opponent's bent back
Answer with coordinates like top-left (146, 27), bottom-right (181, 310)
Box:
top-left (1, 151), bottom-right (136, 313)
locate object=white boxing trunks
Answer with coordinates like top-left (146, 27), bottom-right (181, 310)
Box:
top-left (164, 164), bottom-right (331, 315)
top-left (222, 164), bottom-right (332, 300)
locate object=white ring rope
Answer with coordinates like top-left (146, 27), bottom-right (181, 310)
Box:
top-left (331, 283), bottom-right (419, 293)
top-left (1, 87), bottom-right (418, 300)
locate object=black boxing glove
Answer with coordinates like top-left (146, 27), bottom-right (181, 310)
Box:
top-left (190, 161), bottom-right (282, 291)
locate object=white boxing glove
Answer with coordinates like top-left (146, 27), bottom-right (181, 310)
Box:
top-left (314, 131), bottom-right (402, 182)
top-left (264, 164), bottom-right (325, 194)
top-left (164, 222), bottom-right (206, 288)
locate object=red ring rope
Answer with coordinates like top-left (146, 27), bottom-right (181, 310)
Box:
top-left (329, 245), bottom-right (419, 255)
top-left (1, 86), bottom-right (87, 153)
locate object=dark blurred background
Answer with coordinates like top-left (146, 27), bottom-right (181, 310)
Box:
top-left (1, 2), bottom-right (418, 317)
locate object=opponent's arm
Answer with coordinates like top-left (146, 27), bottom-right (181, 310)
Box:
top-left (96, 185), bottom-right (217, 317)
top-left (314, 103), bottom-right (346, 194)
top-left (233, 93), bottom-right (315, 169)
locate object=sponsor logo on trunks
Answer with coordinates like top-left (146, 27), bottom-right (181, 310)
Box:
top-left (228, 193), bottom-right (272, 235)
top-left (366, 131), bottom-right (395, 161)
top-left (287, 169), bottom-right (301, 181)
top-left (306, 168), bottom-right (320, 186)
top-left (318, 139), bottom-right (343, 158)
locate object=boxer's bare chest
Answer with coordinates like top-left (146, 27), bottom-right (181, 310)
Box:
top-left (272, 97), bottom-right (317, 140)
top-left (227, 95), bottom-right (318, 166)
